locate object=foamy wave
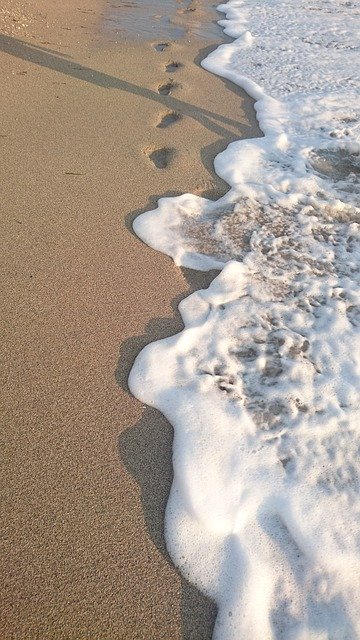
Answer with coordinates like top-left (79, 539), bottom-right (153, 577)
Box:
top-left (130, 0), bottom-right (360, 636)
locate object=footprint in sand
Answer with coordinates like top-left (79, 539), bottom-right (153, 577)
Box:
top-left (158, 79), bottom-right (177, 95)
top-left (177, 0), bottom-right (197, 13)
top-left (145, 147), bottom-right (175, 169)
top-left (156, 111), bottom-right (182, 129)
top-left (165, 61), bottom-right (183, 73)
top-left (153, 42), bottom-right (170, 52)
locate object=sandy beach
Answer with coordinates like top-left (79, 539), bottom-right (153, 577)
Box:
top-left (0, 1), bottom-right (260, 637)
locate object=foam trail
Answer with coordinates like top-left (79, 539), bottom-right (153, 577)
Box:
top-left (129, 0), bottom-right (360, 636)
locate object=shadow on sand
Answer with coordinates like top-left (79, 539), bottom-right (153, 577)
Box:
top-left (0, 33), bottom-right (258, 144)
top-left (117, 192), bottom-right (220, 637)
top-left (0, 29), bottom-right (258, 639)
top-left (116, 255), bottom-right (219, 639)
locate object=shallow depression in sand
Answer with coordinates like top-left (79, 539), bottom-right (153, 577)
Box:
top-left (145, 146), bottom-right (175, 169)
top-left (156, 111), bottom-right (181, 129)
top-left (158, 80), bottom-right (177, 96)
top-left (166, 61), bottom-right (183, 73)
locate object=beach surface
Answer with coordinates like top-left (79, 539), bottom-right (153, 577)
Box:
top-left (0, 1), bottom-right (259, 638)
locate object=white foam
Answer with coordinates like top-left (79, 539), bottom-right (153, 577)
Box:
top-left (130, 0), bottom-right (360, 636)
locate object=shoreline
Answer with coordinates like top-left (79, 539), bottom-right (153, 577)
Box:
top-left (0, 1), bottom-right (260, 637)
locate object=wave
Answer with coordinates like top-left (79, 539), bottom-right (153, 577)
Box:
top-left (129, 0), bottom-right (360, 637)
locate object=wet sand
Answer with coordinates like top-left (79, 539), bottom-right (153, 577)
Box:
top-left (0, 0), bottom-right (260, 638)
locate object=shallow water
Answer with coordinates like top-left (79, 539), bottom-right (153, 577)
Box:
top-left (129, 0), bottom-right (360, 637)
top-left (102, 0), bottom-right (222, 41)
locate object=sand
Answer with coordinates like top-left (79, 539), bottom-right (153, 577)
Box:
top-left (0, 1), bottom-right (260, 638)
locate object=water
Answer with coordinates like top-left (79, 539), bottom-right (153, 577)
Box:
top-left (102, 0), bottom-right (222, 41)
top-left (129, 0), bottom-right (360, 637)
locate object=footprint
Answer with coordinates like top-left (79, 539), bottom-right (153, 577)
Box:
top-left (177, 0), bottom-right (197, 13)
top-left (145, 147), bottom-right (175, 169)
top-left (158, 80), bottom-right (176, 95)
top-left (165, 61), bottom-right (182, 73)
top-left (156, 111), bottom-right (181, 129)
top-left (153, 42), bottom-right (169, 52)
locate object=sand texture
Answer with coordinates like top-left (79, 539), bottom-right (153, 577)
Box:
top-left (0, 1), bottom-right (260, 638)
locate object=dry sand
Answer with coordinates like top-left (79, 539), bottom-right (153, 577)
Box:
top-left (0, 1), bottom-right (260, 638)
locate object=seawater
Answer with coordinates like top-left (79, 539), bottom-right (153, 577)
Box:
top-left (102, 0), bottom-right (222, 41)
top-left (130, 0), bottom-right (360, 637)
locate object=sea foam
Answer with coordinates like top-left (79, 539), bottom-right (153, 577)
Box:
top-left (129, 0), bottom-right (360, 637)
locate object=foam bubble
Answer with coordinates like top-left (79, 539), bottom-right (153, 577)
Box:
top-left (130, 0), bottom-right (360, 636)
